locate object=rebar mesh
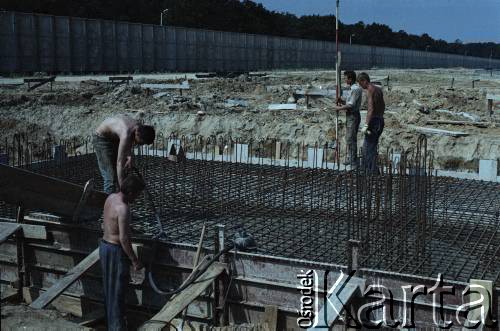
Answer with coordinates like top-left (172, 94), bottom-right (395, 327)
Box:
top-left (0, 134), bottom-right (499, 287)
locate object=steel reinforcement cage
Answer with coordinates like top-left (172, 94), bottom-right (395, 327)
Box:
top-left (0, 133), bottom-right (499, 287)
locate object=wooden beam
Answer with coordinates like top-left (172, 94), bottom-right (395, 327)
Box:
top-left (0, 219), bottom-right (47, 240)
top-left (23, 287), bottom-right (84, 317)
top-left (78, 309), bottom-right (106, 327)
top-left (426, 120), bottom-right (489, 128)
top-left (0, 222), bottom-right (21, 244)
top-left (410, 126), bottom-right (469, 137)
top-left (29, 247), bottom-right (100, 309)
top-left (0, 164), bottom-right (106, 221)
top-left (25, 76), bottom-right (56, 91)
top-left (1, 286), bottom-right (18, 303)
top-left (264, 305), bottom-right (278, 331)
top-left (139, 262), bottom-right (226, 331)
top-left (308, 276), bottom-right (365, 330)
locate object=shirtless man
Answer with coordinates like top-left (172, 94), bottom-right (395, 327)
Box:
top-left (100, 174), bottom-right (145, 330)
top-left (357, 73), bottom-right (385, 172)
top-left (93, 116), bottom-right (155, 193)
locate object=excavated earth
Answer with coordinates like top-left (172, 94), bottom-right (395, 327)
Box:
top-left (0, 68), bottom-right (499, 171)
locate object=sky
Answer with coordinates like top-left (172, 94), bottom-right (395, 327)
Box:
top-left (255, 0), bottom-right (500, 43)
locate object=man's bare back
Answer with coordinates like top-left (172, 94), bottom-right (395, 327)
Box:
top-left (102, 193), bottom-right (129, 244)
top-left (102, 192), bottom-right (142, 270)
top-left (95, 116), bottom-right (138, 188)
top-left (366, 84), bottom-right (385, 123)
top-left (95, 115), bottom-right (138, 141)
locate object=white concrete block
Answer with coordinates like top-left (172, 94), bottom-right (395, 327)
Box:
top-left (233, 144), bottom-right (249, 162)
top-left (307, 148), bottom-right (324, 168)
top-left (479, 160), bottom-right (498, 182)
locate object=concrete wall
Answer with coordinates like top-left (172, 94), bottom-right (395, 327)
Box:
top-left (1, 11), bottom-right (500, 74)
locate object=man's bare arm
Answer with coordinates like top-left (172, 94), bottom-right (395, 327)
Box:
top-left (117, 206), bottom-right (139, 264)
top-left (116, 134), bottom-right (133, 188)
top-left (366, 88), bottom-right (374, 124)
top-left (333, 103), bottom-right (352, 112)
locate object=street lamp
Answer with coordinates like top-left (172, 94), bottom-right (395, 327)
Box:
top-left (350, 33), bottom-right (355, 45)
top-left (160, 8), bottom-right (168, 26)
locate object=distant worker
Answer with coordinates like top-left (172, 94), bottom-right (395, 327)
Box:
top-left (100, 174), bottom-right (145, 330)
top-left (333, 70), bottom-right (363, 169)
top-left (357, 72), bottom-right (385, 172)
top-left (93, 115), bottom-right (155, 193)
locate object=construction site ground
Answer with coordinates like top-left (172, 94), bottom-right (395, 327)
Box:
top-left (1, 68), bottom-right (499, 171)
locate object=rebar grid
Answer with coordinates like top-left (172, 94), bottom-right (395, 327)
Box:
top-left (1, 135), bottom-right (499, 287)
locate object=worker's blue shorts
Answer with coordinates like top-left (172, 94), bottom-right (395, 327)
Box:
top-left (92, 134), bottom-right (118, 194)
top-left (99, 239), bottom-right (130, 331)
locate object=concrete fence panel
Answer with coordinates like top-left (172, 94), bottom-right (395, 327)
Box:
top-left (1, 11), bottom-right (500, 74)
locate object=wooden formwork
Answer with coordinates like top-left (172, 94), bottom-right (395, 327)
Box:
top-left (2, 214), bottom-right (498, 330)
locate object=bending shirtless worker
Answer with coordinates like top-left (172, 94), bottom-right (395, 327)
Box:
top-left (93, 115), bottom-right (155, 193)
top-left (357, 73), bottom-right (385, 172)
top-left (100, 174), bottom-right (145, 330)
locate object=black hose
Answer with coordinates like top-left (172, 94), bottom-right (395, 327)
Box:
top-left (130, 167), bottom-right (256, 297)
top-left (146, 245), bottom-right (231, 296)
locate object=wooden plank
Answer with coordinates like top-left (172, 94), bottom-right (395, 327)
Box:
top-left (410, 126), bottom-right (469, 137)
top-left (0, 222), bottom-right (21, 244)
top-left (0, 164), bottom-right (106, 221)
top-left (267, 104), bottom-right (297, 111)
top-left (468, 279), bottom-right (494, 326)
top-left (426, 120), bottom-right (489, 128)
top-left (141, 82), bottom-right (190, 90)
top-left (26, 76), bottom-right (56, 91)
top-left (486, 94), bottom-right (500, 101)
top-left (139, 262), bottom-right (226, 330)
top-left (23, 286), bottom-right (84, 317)
top-left (1, 286), bottom-right (18, 303)
top-left (294, 88), bottom-right (335, 97)
top-left (78, 309), bottom-right (105, 327)
top-left (264, 305), bottom-right (278, 331)
top-left (29, 247), bottom-right (100, 309)
top-left (23, 76), bottom-right (56, 83)
top-left (109, 76), bottom-right (133, 81)
top-left (19, 223), bottom-right (48, 240)
top-left (308, 276), bottom-right (365, 330)
top-left (0, 219), bottom-right (47, 240)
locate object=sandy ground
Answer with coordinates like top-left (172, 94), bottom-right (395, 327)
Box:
top-left (0, 304), bottom-right (88, 330)
top-left (0, 68), bottom-right (499, 170)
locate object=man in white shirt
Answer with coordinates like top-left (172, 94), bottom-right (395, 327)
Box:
top-left (333, 71), bottom-right (363, 168)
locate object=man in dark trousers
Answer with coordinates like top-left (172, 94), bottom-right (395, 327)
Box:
top-left (333, 70), bottom-right (363, 168)
top-left (100, 174), bottom-right (145, 330)
top-left (357, 72), bottom-right (385, 172)
top-left (93, 115), bottom-right (155, 194)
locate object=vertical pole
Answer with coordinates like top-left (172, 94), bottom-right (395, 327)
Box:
top-left (16, 206), bottom-right (26, 301)
top-left (217, 224), bottom-right (229, 326)
top-left (348, 239), bottom-right (360, 272)
top-left (212, 227), bottom-right (220, 326)
top-left (335, 0), bottom-right (341, 168)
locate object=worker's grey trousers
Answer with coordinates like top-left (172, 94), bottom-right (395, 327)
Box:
top-left (345, 112), bottom-right (361, 168)
top-left (92, 134), bottom-right (118, 194)
top-left (362, 117), bottom-right (384, 173)
top-left (100, 239), bottom-right (130, 331)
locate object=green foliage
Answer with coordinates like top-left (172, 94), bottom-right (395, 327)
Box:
top-left (3, 0), bottom-right (498, 60)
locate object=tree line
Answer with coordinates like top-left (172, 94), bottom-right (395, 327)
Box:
top-left (2, 0), bottom-right (498, 60)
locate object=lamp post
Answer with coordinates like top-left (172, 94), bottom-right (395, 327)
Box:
top-left (350, 33), bottom-right (355, 45)
top-left (160, 8), bottom-right (168, 26)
